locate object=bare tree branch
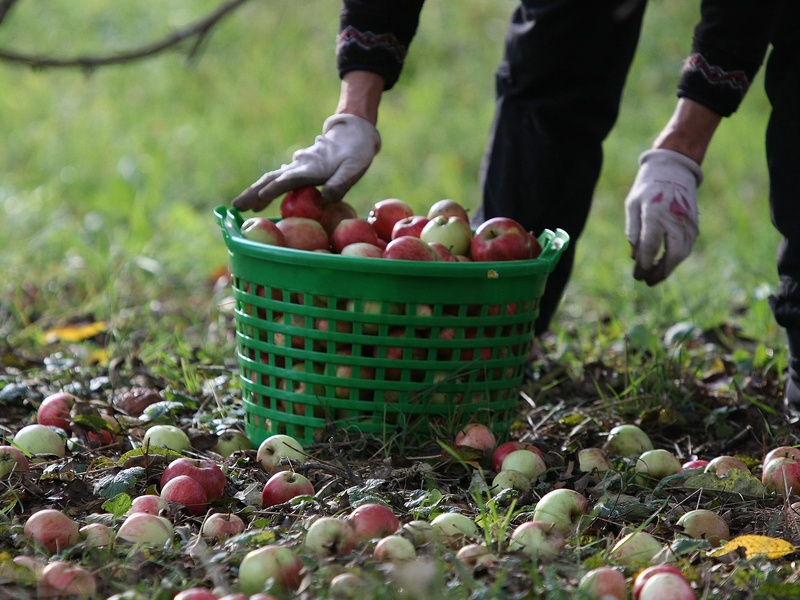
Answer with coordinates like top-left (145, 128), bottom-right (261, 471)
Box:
top-left (0, 0), bottom-right (252, 70)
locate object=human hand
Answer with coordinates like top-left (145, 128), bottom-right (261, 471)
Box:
top-left (624, 149), bottom-right (703, 285)
top-left (232, 114), bottom-right (381, 212)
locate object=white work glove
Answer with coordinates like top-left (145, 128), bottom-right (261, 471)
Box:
top-left (232, 114), bottom-right (381, 212)
top-left (624, 149), bottom-right (703, 286)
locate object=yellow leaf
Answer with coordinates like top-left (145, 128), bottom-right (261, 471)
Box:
top-left (44, 321), bottom-right (108, 343)
top-left (709, 534), bottom-right (795, 559)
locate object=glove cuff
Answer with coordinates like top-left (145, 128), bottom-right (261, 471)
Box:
top-left (322, 114), bottom-right (382, 154)
top-left (639, 148), bottom-right (703, 186)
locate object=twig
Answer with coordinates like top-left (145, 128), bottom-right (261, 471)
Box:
top-left (0, 0), bottom-right (251, 70)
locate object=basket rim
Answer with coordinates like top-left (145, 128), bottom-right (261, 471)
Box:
top-left (215, 205), bottom-right (569, 278)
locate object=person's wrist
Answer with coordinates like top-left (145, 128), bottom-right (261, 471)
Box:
top-left (652, 98), bottom-right (721, 164)
top-left (336, 71), bottom-right (385, 125)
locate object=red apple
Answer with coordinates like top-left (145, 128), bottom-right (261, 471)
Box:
top-left (128, 494), bottom-right (169, 516)
top-left (763, 446), bottom-right (800, 468)
top-left (528, 232), bottom-right (542, 258)
top-left (427, 198), bottom-right (470, 222)
top-left (202, 512), bottom-right (246, 539)
top-left (638, 573), bottom-right (694, 600)
top-left (428, 243), bottom-right (458, 262)
top-left (261, 470), bottom-right (315, 507)
top-left (23, 509), bottom-right (81, 554)
top-left (280, 186), bottom-right (324, 220)
top-left (346, 503), bottom-right (400, 543)
top-left (420, 215), bottom-right (473, 256)
top-left (241, 217), bottom-right (286, 247)
top-left (305, 516), bottom-right (357, 556)
top-left (37, 392), bottom-right (75, 431)
top-left (762, 455), bottom-right (800, 495)
top-left (383, 236), bottom-right (438, 261)
top-left (578, 567), bottom-right (627, 600)
top-left (275, 217), bottom-right (330, 251)
top-left (37, 561), bottom-right (96, 599)
top-left (704, 455), bottom-right (750, 477)
top-left (238, 545), bottom-right (303, 594)
top-left (340, 242), bottom-right (384, 258)
top-left (161, 457), bottom-right (227, 501)
top-left (680, 459), bottom-right (709, 471)
top-left (331, 218), bottom-right (379, 253)
top-left (470, 217), bottom-right (536, 262)
top-left (454, 423), bottom-right (497, 454)
top-left (160, 475), bottom-right (209, 516)
top-left (173, 589), bottom-right (219, 600)
top-left (117, 513), bottom-right (174, 546)
top-left (633, 565), bottom-right (689, 600)
top-left (492, 441), bottom-right (544, 473)
top-left (319, 200), bottom-right (358, 235)
top-left (391, 215), bottom-right (430, 240)
top-left (368, 198), bottom-right (414, 241)
top-left (333, 348), bottom-right (376, 399)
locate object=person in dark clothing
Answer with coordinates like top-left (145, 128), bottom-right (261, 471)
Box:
top-left (233, 0), bottom-right (800, 411)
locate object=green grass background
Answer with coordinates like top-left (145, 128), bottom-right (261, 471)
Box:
top-left (0, 1), bottom-right (785, 361)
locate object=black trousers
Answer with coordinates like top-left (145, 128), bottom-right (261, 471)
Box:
top-left (476, 0), bottom-right (648, 335)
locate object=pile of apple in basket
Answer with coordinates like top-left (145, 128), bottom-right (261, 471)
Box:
top-left (240, 186), bottom-right (541, 262)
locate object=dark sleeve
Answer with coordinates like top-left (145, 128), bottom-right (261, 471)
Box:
top-left (337, 0), bottom-right (426, 90)
top-left (677, 0), bottom-right (784, 116)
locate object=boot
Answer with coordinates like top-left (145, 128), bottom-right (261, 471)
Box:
top-left (785, 330), bottom-right (800, 414)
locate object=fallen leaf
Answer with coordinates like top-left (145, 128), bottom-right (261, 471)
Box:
top-left (709, 534), bottom-right (795, 559)
top-left (43, 321), bottom-right (108, 344)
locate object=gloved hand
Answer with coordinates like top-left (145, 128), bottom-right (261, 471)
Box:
top-left (624, 148), bottom-right (703, 286)
top-left (232, 113), bottom-right (381, 212)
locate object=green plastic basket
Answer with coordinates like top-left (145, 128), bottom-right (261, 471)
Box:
top-left (215, 206), bottom-right (569, 446)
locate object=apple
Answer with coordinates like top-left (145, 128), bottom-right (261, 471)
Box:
top-left (676, 509), bottom-right (729, 546)
top-left (761, 455), bottom-right (800, 495)
top-left (429, 243), bottom-right (459, 262)
top-left (305, 516), bottom-right (357, 556)
top-left (13, 424), bottom-right (66, 457)
top-left (427, 198), bottom-right (469, 222)
top-left (329, 573), bottom-right (369, 598)
top-left (383, 236), bottom-right (438, 261)
top-left (420, 215), bottom-right (472, 256)
top-left (402, 519), bottom-right (438, 547)
top-left (429, 512), bottom-right (480, 542)
top-left (456, 543), bottom-right (497, 568)
top-left (635, 449), bottom-right (682, 481)
top-left (347, 503), bottom-right (400, 543)
top-left (218, 595), bottom-right (252, 600)
top-left (508, 520), bottom-right (565, 561)
top-left (261, 470), bottom-right (315, 507)
top-left (492, 441), bottom-right (544, 473)
top-left (79, 522), bottom-right (113, 547)
top-left (704, 455), bottom-right (750, 477)
top-left (37, 561), bottom-right (96, 599)
top-left (212, 429), bottom-right (252, 457)
top-left (391, 215), bottom-right (430, 239)
top-left (373, 534), bottom-right (417, 561)
top-left (528, 232), bottom-right (542, 258)
top-left (603, 424), bottom-right (654, 458)
top-left (161, 457), bottom-right (227, 501)
top-left (202, 512), bottom-right (246, 539)
top-left (638, 572), bottom-right (694, 600)
top-left (501, 449), bottom-right (547, 480)
top-left (238, 544), bottom-right (303, 594)
top-left (376, 327), bottom-right (428, 381)
top-left (578, 566), bottom-right (627, 600)
top-left (680, 459), bottom-right (709, 471)
top-left (142, 424), bottom-right (192, 453)
top-left (241, 217), bottom-right (286, 247)
top-left (173, 589), bottom-right (219, 600)
top-left (0, 445), bottom-right (30, 477)
top-left (37, 392), bottom-right (76, 431)
top-left (331, 218), bottom-right (380, 253)
top-left (454, 423), bottom-right (497, 454)
top-left (368, 198), bottom-right (414, 241)
top-left (633, 565), bottom-right (686, 600)
top-left (531, 489), bottom-right (589, 535)
top-left (577, 448), bottom-right (613, 474)
top-left (764, 445), bottom-right (800, 467)
top-left (117, 513), bottom-right (174, 546)
top-left (608, 530), bottom-right (663, 566)
top-left (160, 474), bottom-right (209, 516)
top-left (469, 217), bottom-right (535, 261)
top-left (491, 469), bottom-right (532, 495)
top-left (340, 242), bottom-right (384, 258)
top-left (275, 217), bottom-right (330, 251)
top-left (319, 200), bottom-right (358, 235)
top-left (332, 348), bottom-right (376, 399)
top-left (256, 434), bottom-right (306, 474)
top-left (280, 186), bottom-right (324, 220)
top-left (24, 509), bottom-right (81, 554)
top-left (128, 494), bottom-right (169, 516)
